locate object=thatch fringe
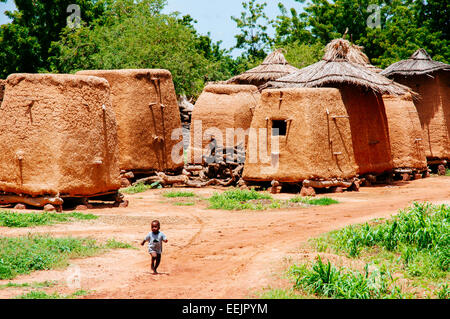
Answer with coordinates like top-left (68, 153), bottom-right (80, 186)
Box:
top-left (381, 49), bottom-right (450, 77)
top-left (265, 38), bottom-right (410, 96)
top-left (227, 49), bottom-right (300, 85)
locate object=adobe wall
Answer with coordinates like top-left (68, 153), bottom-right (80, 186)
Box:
top-left (0, 73), bottom-right (120, 197)
top-left (394, 71), bottom-right (449, 160)
top-left (189, 84), bottom-right (260, 164)
top-left (77, 69), bottom-right (183, 172)
top-left (339, 86), bottom-right (393, 175)
top-left (243, 88), bottom-right (358, 182)
top-left (383, 94), bottom-right (428, 170)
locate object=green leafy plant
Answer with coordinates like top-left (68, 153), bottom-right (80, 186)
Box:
top-left (291, 257), bottom-right (403, 299)
top-left (327, 203), bottom-right (449, 278)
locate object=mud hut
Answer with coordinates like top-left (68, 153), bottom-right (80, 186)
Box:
top-left (76, 69), bottom-right (184, 176)
top-left (382, 94), bottom-right (428, 178)
top-left (347, 45), bottom-right (428, 178)
top-left (243, 88), bottom-right (359, 191)
top-left (264, 39), bottom-right (412, 180)
top-left (227, 49), bottom-right (300, 89)
top-left (189, 84), bottom-right (260, 164)
top-left (0, 74), bottom-right (121, 210)
top-left (381, 49), bottom-right (450, 168)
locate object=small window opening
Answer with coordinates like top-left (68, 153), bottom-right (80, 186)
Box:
top-left (272, 120), bottom-right (287, 136)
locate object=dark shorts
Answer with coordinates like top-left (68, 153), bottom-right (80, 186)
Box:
top-left (149, 251), bottom-right (161, 257)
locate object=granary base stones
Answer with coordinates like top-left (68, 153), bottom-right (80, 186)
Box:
top-left (0, 73), bottom-right (122, 210)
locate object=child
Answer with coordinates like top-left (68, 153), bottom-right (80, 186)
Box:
top-left (141, 220), bottom-right (168, 274)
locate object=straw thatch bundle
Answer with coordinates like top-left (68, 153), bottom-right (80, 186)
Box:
top-left (227, 49), bottom-right (300, 86)
top-left (381, 49), bottom-right (450, 77)
top-left (266, 39), bottom-right (409, 96)
top-left (347, 44), bottom-right (383, 73)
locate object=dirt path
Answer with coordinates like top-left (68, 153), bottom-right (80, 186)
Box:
top-left (0, 177), bottom-right (449, 299)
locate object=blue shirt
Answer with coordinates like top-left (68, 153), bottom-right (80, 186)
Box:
top-left (144, 231), bottom-right (167, 254)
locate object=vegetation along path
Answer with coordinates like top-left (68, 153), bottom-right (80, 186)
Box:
top-left (0, 177), bottom-right (448, 299)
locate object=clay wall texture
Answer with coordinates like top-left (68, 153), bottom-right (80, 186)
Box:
top-left (339, 86), bottom-right (393, 175)
top-left (189, 84), bottom-right (260, 163)
top-left (383, 94), bottom-right (428, 169)
top-left (393, 72), bottom-right (449, 160)
top-left (243, 88), bottom-right (358, 182)
top-left (0, 73), bottom-right (120, 197)
top-left (77, 69), bottom-right (183, 172)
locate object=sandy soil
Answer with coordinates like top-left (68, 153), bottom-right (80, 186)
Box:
top-left (0, 176), bottom-right (449, 299)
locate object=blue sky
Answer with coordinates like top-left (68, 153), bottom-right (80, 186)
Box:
top-left (0, 0), bottom-right (305, 55)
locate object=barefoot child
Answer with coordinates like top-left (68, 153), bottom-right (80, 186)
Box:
top-left (141, 220), bottom-right (168, 274)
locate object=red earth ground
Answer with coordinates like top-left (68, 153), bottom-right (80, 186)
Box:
top-left (0, 176), bottom-right (449, 299)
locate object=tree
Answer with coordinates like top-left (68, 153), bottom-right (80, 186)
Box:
top-left (0, 0), bottom-right (105, 77)
top-left (231, 0), bottom-right (272, 60)
top-left (272, 0), bottom-right (449, 67)
top-left (50, 0), bottom-right (231, 97)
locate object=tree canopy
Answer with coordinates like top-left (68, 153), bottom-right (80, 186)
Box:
top-left (0, 0), bottom-right (448, 97)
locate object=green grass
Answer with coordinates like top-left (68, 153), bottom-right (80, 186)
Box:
top-left (289, 197), bottom-right (339, 206)
top-left (0, 280), bottom-right (57, 290)
top-left (291, 257), bottom-right (404, 299)
top-left (163, 191), bottom-right (195, 198)
top-left (208, 189), bottom-right (339, 211)
top-left (121, 182), bottom-right (161, 194)
top-left (446, 168), bottom-right (450, 176)
top-left (104, 238), bottom-right (135, 249)
top-left (256, 288), bottom-right (306, 299)
top-left (0, 211), bottom-right (97, 228)
top-left (324, 202), bottom-right (449, 280)
top-left (0, 235), bottom-right (133, 280)
top-left (208, 189), bottom-right (273, 210)
top-left (15, 289), bottom-right (90, 299)
top-left (173, 202), bottom-right (195, 206)
top-left (260, 202), bottom-right (449, 299)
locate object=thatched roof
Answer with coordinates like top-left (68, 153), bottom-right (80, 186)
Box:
top-left (381, 49), bottom-right (450, 77)
top-left (348, 44), bottom-right (383, 73)
top-left (266, 39), bottom-right (409, 96)
top-left (227, 49), bottom-right (300, 85)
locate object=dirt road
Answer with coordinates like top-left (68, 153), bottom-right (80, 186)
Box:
top-left (0, 176), bottom-right (449, 299)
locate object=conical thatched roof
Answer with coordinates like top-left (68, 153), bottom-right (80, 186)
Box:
top-left (227, 49), bottom-right (300, 85)
top-left (266, 39), bottom-right (409, 96)
top-left (381, 49), bottom-right (450, 77)
top-left (348, 44), bottom-right (383, 73)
